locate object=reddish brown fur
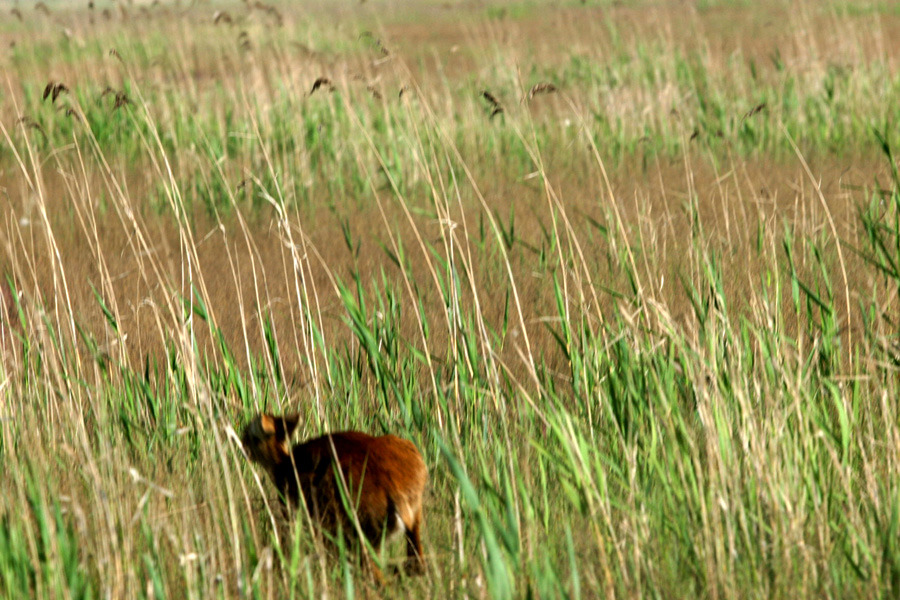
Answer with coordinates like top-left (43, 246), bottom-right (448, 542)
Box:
top-left (241, 413), bottom-right (427, 582)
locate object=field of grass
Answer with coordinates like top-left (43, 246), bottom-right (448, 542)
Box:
top-left (3, 0), bottom-right (900, 597)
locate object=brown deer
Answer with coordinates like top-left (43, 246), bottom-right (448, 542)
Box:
top-left (241, 413), bottom-right (427, 582)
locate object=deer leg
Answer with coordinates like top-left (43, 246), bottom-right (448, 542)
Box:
top-left (404, 509), bottom-right (425, 575)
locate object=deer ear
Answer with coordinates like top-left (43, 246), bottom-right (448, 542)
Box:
top-left (279, 413), bottom-right (300, 439)
top-left (259, 414), bottom-right (277, 435)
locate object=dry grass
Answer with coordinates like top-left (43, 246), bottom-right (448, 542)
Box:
top-left (2, 1), bottom-right (900, 598)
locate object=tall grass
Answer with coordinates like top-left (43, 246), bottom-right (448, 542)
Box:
top-left (1, 0), bottom-right (900, 598)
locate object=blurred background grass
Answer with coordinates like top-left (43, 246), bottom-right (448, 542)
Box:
top-left (1, 0), bottom-right (900, 598)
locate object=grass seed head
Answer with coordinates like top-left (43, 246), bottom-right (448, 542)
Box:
top-left (213, 10), bottom-right (232, 25)
top-left (527, 82), bottom-right (558, 101)
top-left (42, 82), bottom-right (69, 104)
top-left (310, 77), bottom-right (335, 95)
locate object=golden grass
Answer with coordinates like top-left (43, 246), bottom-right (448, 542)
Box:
top-left (1, 1), bottom-right (900, 597)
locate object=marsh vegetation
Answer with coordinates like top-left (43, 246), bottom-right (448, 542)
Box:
top-left (2, 0), bottom-right (900, 597)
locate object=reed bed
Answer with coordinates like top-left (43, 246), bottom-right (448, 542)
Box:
top-left (1, 0), bottom-right (900, 598)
